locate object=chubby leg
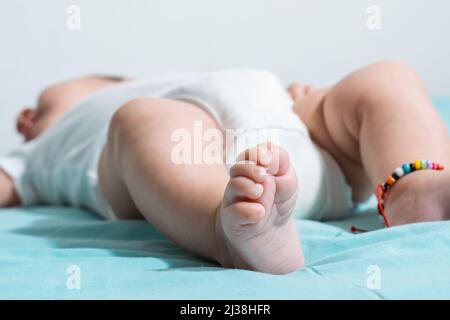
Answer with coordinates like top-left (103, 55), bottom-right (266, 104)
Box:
top-left (99, 98), bottom-right (229, 262)
top-left (99, 98), bottom-right (303, 273)
top-left (0, 170), bottom-right (20, 207)
top-left (291, 61), bottom-right (450, 225)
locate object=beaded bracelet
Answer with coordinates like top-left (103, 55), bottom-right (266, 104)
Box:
top-left (376, 160), bottom-right (445, 228)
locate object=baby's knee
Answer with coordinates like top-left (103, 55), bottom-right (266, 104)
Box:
top-left (358, 60), bottom-right (421, 89)
top-left (111, 97), bottom-right (166, 127)
top-left (109, 98), bottom-right (167, 142)
top-left (348, 60), bottom-right (423, 107)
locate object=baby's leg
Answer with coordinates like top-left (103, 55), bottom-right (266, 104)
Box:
top-left (99, 98), bottom-right (303, 273)
top-left (0, 170), bottom-right (20, 207)
top-left (99, 98), bottom-right (229, 263)
top-left (294, 61), bottom-right (450, 225)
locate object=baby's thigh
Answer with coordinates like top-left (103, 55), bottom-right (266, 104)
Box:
top-left (99, 97), bottom-right (228, 220)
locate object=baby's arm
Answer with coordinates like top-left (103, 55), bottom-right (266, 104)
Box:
top-left (0, 169), bottom-right (20, 207)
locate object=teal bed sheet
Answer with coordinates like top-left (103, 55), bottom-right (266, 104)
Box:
top-left (0, 98), bottom-right (449, 300)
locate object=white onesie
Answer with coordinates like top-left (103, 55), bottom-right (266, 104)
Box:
top-left (0, 70), bottom-right (354, 220)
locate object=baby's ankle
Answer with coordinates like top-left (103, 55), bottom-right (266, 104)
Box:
top-left (383, 170), bottom-right (450, 225)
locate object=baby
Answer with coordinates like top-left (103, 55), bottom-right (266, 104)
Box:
top-left (1, 61), bottom-right (449, 274)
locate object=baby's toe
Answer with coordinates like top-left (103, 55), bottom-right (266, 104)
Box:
top-left (224, 202), bottom-right (266, 226)
top-left (230, 161), bottom-right (267, 182)
top-left (274, 163), bottom-right (298, 204)
top-left (238, 143), bottom-right (290, 176)
top-left (238, 144), bottom-right (273, 168)
top-left (223, 176), bottom-right (264, 206)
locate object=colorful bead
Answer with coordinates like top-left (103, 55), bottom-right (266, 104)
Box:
top-left (380, 160), bottom-right (444, 194)
top-left (394, 167), bottom-right (404, 178)
top-left (421, 160), bottom-right (427, 169)
top-left (414, 160), bottom-right (422, 170)
top-left (386, 176), bottom-right (396, 187)
top-left (402, 163), bottom-right (411, 174)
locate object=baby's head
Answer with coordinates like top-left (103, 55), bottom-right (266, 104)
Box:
top-left (17, 75), bottom-right (124, 141)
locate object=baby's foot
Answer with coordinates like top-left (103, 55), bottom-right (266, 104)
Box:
top-left (288, 83), bottom-right (315, 102)
top-left (215, 143), bottom-right (304, 274)
top-left (384, 169), bottom-right (450, 225)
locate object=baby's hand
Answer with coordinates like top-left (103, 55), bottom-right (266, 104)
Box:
top-left (287, 83), bottom-right (315, 102)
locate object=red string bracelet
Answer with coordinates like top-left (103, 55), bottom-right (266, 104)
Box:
top-left (376, 160), bottom-right (445, 228)
top-left (350, 160), bottom-right (445, 233)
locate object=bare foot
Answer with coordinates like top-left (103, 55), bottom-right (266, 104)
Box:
top-left (287, 83), bottom-right (315, 102)
top-left (215, 143), bottom-right (304, 274)
top-left (384, 169), bottom-right (450, 225)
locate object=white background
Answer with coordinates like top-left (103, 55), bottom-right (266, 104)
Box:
top-left (1, 0), bottom-right (449, 155)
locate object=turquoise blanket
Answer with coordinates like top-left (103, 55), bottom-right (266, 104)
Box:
top-left (1, 98), bottom-right (449, 299)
